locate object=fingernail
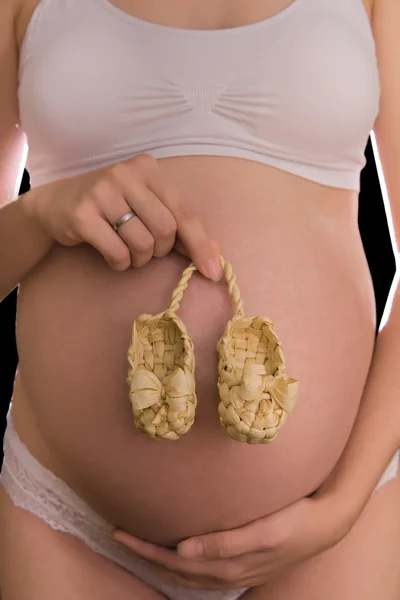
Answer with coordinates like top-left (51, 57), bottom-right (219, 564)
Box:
top-left (206, 257), bottom-right (223, 282)
top-left (109, 530), bottom-right (129, 544)
top-left (178, 539), bottom-right (204, 558)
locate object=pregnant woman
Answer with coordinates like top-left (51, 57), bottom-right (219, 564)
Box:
top-left (1, 0), bottom-right (400, 598)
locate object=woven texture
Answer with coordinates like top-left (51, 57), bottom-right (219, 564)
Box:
top-left (127, 265), bottom-right (197, 440)
top-left (127, 256), bottom-right (299, 443)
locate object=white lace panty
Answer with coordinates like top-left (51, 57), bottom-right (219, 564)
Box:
top-left (0, 406), bottom-right (247, 600)
top-left (1, 405), bottom-right (399, 599)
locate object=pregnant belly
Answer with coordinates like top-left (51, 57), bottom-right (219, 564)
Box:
top-left (12, 160), bottom-right (377, 546)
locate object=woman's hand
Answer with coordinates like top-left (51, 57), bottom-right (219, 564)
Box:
top-left (111, 492), bottom-right (358, 590)
top-left (22, 153), bottom-right (222, 280)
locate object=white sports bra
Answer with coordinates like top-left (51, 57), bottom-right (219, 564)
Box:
top-left (18, 0), bottom-right (380, 191)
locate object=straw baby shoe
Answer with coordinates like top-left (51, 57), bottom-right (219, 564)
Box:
top-left (126, 256), bottom-right (299, 443)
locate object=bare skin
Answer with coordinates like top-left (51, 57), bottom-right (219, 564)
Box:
top-left (1, 469), bottom-right (400, 600)
top-left (3, 0), bottom-right (400, 598)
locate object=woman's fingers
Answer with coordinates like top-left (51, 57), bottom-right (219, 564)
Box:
top-left (30, 152), bottom-right (222, 278)
top-left (173, 237), bottom-right (191, 258)
top-left (105, 162), bottom-right (178, 260)
top-left (74, 203), bottom-right (132, 271)
top-left (145, 162), bottom-right (223, 280)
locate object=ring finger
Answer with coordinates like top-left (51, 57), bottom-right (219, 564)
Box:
top-left (123, 182), bottom-right (177, 259)
top-left (104, 201), bottom-right (155, 268)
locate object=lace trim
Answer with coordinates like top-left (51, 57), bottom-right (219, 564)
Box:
top-left (0, 411), bottom-right (148, 572)
top-left (0, 409), bottom-right (247, 600)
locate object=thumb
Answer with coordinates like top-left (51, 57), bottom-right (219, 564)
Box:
top-left (174, 238), bottom-right (224, 283)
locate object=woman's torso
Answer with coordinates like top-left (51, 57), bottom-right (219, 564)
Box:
top-left (10, 0), bottom-right (377, 546)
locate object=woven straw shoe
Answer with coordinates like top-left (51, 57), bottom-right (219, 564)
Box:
top-left (127, 256), bottom-right (299, 443)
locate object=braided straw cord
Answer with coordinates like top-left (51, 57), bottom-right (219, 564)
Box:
top-left (127, 255), bottom-right (299, 443)
top-left (168, 258), bottom-right (244, 319)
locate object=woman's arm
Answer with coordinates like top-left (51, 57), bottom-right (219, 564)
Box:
top-left (313, 0), bottom-right (400, 514)
top-left (314, 278), bottom-right (400, 513)
top-left (0, 0), bottom-right (222, 302)
top-left (0, 0), bottom-right (55, 302)
top-left (0, 196), bottom-right (55, 302)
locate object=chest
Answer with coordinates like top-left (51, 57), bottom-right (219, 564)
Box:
top-left (17, 0), bottom-right (379, 192)
top-left (15, 0), bottom-right (375, 52)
